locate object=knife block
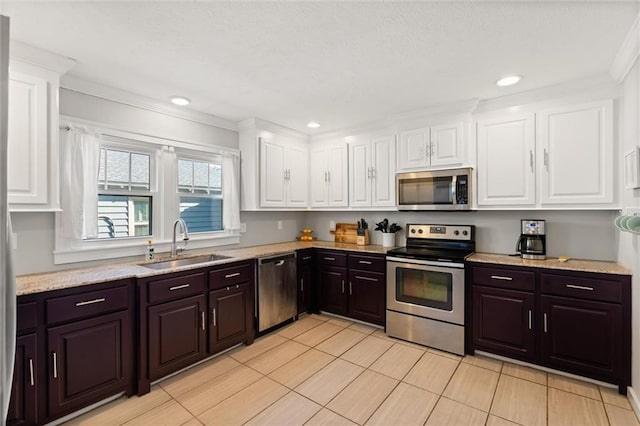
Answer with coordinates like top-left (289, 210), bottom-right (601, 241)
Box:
top-left (356, 230), bottom-right (370, 246)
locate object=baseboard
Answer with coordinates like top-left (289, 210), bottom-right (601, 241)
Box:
top-left (628, 386), bottom-right (640, 419)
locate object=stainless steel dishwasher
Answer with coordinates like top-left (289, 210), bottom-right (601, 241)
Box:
top-left (257, 252), bottom-right (297, 332)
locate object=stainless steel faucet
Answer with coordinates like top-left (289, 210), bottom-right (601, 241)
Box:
top-left (171, 218), bottom-right (190, 257)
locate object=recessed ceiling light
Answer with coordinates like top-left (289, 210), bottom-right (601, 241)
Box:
top-left (307, 122), bottom-right (320, 129)
top-left (496, 75), bottom-right (522, 87)
top-left (170, 96), bottom-right (190, 106)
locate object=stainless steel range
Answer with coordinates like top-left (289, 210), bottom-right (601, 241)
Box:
top-left (386, 224), bottom-right (475, 355)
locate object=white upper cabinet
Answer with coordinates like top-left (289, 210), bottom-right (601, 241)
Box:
top-left (537, 100), bottom-right (613, 205)
top-left (310, 143), bottom-right (348, 208)
top-left (349, 135), bottom-right (396, 208)
top-left (476, 113), bottom-right (536, 206)
top-left (397, 122), bottom-right (463, 171)
top-left (259, 137), bottom-right (309, 208)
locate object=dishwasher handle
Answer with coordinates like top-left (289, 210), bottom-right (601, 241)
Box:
top-left (258, 252), bottom-right (296, 265)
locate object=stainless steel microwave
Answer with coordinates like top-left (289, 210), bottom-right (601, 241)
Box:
top-left (396, 167), bottom-right (472, 211)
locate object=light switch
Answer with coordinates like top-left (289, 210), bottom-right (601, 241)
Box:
top-left (277, 221), bottom-right (283, 230)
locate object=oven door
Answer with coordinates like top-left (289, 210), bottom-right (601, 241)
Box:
top-left (386, 256), bottom-right (465, 325)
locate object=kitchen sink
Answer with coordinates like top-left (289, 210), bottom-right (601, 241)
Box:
top-left (140, 254), bottom-right (232, 270)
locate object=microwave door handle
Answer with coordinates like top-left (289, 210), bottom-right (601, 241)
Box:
top-left (451, 175), bottom-right (457, 205)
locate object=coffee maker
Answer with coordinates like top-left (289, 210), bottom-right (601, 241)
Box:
top-left (516, 219), bottom-right (546, 260)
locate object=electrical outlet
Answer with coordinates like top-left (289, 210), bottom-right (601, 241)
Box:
top-left (277, 220), bottom-right (283, 230)
top-left (240, 223), bottom-right (247, 233)
top-left (329, 220), bottom-right (336, 231)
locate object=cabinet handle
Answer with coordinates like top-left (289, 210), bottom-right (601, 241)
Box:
top-left (303, 256), bottom-right (312, 261)
top-left (301, 278), bottom-right (304, 292)
top-left (490, 275), bottom-right (513, 281)
top-left (169, 284), bottom-right (190, 291)
top-left (75, 297), bottom-right (106, 307)
top-left (349, 281), bottom-right (352, 295)
top-left (543, 313), bottom-right (548, 333)
top-left (225, 272), bottom-right (240, 279)
top-left (288, 169), bottom-right (292, 180)
top-left (201, 311), bottom-right (206, 331)
top-left (430, 143), bottom-right (435, 157)
top-left (529, 150), bottom-right (534, 172)
top-left (342, 280), bottom-right (345, 293)
top-left (52, 352), bottom-right (58, 379)
top-left (543, 149), bottom-right (549, 167)
top-left (367, 167), bottom-right (371, 179)
top-left (275, 260), bottom-right (285, 266)
top-left (566, 284), bottom-right (594, 291)
top-left (212, 308), bottom-right (217, 327)
top-left (327, 171), bottom-right (330, 182)
top-left (358, 260), bottom-right (372, 265)
top-left (324, 257), bottom-right (335, 261)
top-left (528, 310), bottom-right (532, 330)
top-left (355, 275), bottom-right (378, 282)
top-left (371, 167), bottom-right (376, 179)
top-left (28, 358), bottom-right (34, 386)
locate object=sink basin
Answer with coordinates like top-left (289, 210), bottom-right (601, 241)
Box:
top-left (141, 254), bottom-right (232, 270)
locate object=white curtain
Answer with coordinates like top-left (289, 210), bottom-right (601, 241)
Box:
top-left (222, 152), bottom-right (241, 231)
top-left (60, 127), bottom-right (101, 239)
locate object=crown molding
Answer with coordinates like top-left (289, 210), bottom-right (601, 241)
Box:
top-left (238, 117), bottom-right (309, 141)
top-left (610, 11), bottom-right (640, 82)
top-left (61, 74), bottom-right (238, 132)
top-left (10, 40), bottom-right (76, 74)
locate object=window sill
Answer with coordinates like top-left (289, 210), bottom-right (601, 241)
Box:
top-left (54, 232), bottom-right (240, 265)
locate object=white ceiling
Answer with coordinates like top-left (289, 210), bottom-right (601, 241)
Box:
top-left (2, 1), bottom-right (638, 134)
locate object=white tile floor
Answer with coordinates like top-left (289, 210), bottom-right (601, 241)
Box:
top-left (66, 313), bottom-right (640, 425)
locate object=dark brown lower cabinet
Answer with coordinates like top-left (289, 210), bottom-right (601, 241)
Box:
top-left (319, 266), bottom-right (348, 316)
top-left (297, 249), bottom-right (315, 314)
top-left (47, 310), bottom-right (131, 419)
top-left (7, 334), bottom-right (37, 426)
top-left (348, 270), bottom-right (385, 326)
top-left (148, 294), bottom-right (207, 381)
top-left (473, 286), bottom-right (535, 360)
top-left (209, 284), bottom-right (251, 353)
top-left (541, 295), bottom-right (622, 380)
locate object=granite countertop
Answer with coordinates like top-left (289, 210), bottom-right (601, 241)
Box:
top-left (16, 241), bottom-right (393, 296)
top-left (467, 253), bottom-right (632, 276)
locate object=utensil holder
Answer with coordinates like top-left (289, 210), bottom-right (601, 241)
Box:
top-left (382, 232), bottom-right (396, 248)
top-left (356, 230), bottom-right (370, 246)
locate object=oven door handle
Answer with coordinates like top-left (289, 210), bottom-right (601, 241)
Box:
top-left (386, 256), bottom-right (465, 269)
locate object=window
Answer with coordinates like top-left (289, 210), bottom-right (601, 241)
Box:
top-left (96, 147), bottom-right (153, 239)
top-left (177, 157), bottom-right (223, 233)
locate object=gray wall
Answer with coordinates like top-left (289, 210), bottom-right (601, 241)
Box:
top-left (305, 210), bottom-right (617, 261)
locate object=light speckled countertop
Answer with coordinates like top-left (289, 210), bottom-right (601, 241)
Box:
top-left (16, 241), bottom-right (393, 296)
top-left (467, 253), bottom-right (632, 276)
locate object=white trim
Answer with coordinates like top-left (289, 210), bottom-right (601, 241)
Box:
top-left (629, 386), bottom-right (640, 421)
top-left (610, 12), bottom-right (640, 82)
top-left (60, 116), bottom-right (239, 156)
top-left (61, 75), bottom-right (238, 132)
top-left (238, 117), bottom-right (310, 140)
top-left (10, 40), bottom-right (76, 74)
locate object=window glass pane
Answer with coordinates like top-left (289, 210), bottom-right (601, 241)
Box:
top-left (97, 194), bottom-right (152, 239)
top-left (210, 164), bottom-right (222, 194)
top-left (193, 161), bottom-right (209, 193)
top-left (180, 197), bottom-right (223, 233)
top-left (106, 150), bottom-right (130, 189)
top-left (178, 159), bottom-right (193, 192)
top-left (130, 153), bottom-right (150, 189)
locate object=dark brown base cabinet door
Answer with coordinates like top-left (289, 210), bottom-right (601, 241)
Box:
top-left (209, 284), bottom-right (252, 353)
top-left (473, 286), bottom-right (535, 360)
top-left (541, 295), bottom-right (621, 379)
top-left (47, 311), bottom-right (131, 419)
top-left (7, 334), bottom-right (37, 426)
top-left (298, 263), bottom-right (313, 314)
top-left (319, 267), bottom-right (348, 316)
top-left (348, 270), bottom-right (385, 325)
top-left (148, 295), bottom-right (207, 381)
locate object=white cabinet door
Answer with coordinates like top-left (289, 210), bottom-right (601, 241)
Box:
top-left (476, 114), bottom-right (536, 206)
top-left (309, 146), bottom-right (328, 207)
top-left (538, 100), bottom-right (613, 205)
top-left (259, 140), bottom-right (286, 207)
top-left (285, 142), bottom-right (309, 207)
top-left (7, 71), bottom-right (49, 205)
top-left (430, 122), bottom-right (463, 167)
top-left (349, 141), bottom-right (372, 207)
top-left (327, 145), bottom-right (348, 207)
top-left (371, 135), bottom-right (396, 207)
top-left (398, 128), bottom-right (428, 170)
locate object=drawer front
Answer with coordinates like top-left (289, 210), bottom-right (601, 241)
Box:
top-left (148, 272), bottom-right (206, 304)
top-left (209, 262), bottom-right (253, 290)
top-left (298, 250), bottom-right (314, 267)
top-left (17, 301), bottom-right (37, 333)
top-left (540, 273), bottom-right (621, 303)
top-left (317, 251), bottom-right (347, 267)
top-left (47, 286), bottom-right (129, 325)
top-left (472, 266), bottom-right (535, 291)
top-left (349, 254), bottom-right (385, 273)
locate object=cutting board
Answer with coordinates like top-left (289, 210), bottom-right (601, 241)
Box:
top-left (332, 223), bottom-right (358, 244)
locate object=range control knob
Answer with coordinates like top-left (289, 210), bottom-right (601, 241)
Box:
top-left (462, 230), bottom-right (468, 236)
top-left (453, 230), bottom-right (460, 236)
top-left (418, 229), bottom-right (424, 234)
top-left (411, 229), bottom-right (416, 234)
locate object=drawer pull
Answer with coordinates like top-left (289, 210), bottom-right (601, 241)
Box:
top-left (52, 352), bottom-right (58, 379)
top-left (303, 256), bottom-right (312, 261)
top-left (301, 278), bottom-right (304, 292)
top-left (212, 308), bottom-right (217, 327)
top-left (201, 311), bottom-right (206, 331)
top-left (75, 297), bottom-right (106, 307)
top-left (349, 281), bottom-right (352, 295)
top-left (359, 260), bottom-right (372, 265)
top-left (355, 275), bottom-right (378, 282)
top-left (341, 280), bottom-right (345, 293)
top-left (324, 257), bottom-right (336, 261)
top-left (543, 313), bottom-right (548, 333)
top-left (566, 284), bottom-right (594, 291)
top-left (225, 272), bottom-right (240, 279)
top-left (169, 284), bottom-right (190, 291)
top-left (490, 275), bottom-right (513, 281)
top-left (28, 358), bottom-right (34, 386)
top-left (528, 310), bottom-right (532, 330)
